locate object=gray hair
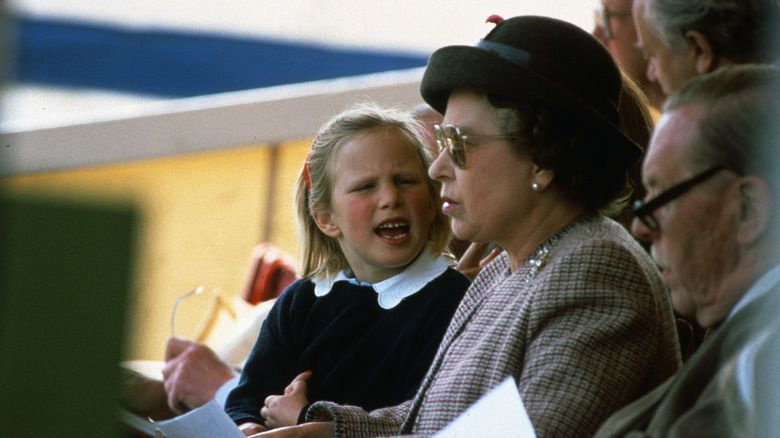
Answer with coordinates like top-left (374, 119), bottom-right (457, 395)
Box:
top-left (664, 64), bottom-right (780, 195)
top-left (643, 0), bottom-right (780, 62)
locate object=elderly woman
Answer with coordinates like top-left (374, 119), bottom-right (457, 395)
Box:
top-left (253, 16), bottom-right (681, 438)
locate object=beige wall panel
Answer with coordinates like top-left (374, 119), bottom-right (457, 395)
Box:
top-left (2, 144), bottom-right (303, 360)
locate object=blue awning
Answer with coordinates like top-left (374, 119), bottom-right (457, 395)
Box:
top-left (9, 16), bottom-right (430, 97)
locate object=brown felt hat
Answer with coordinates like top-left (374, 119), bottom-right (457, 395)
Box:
top-left (421, 15), bottom-right (641, 168)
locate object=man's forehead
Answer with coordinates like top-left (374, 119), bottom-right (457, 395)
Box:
top-left (632, 0), bottom-right (646, 16)
top-left (632, 1), bottom-right (653, 48)
top-left (643, 107), bottom-right (703, 183)
top-left (633, 3), bottom-right (660, 46)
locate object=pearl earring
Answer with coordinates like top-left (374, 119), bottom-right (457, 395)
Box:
top-left (531, 183), bottom-right (540, 192)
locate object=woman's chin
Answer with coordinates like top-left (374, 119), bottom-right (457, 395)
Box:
top-left (451, 224), bottom-right (478, 243)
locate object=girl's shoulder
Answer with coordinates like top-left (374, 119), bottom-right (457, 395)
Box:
top-left (284, 277), bottom-right (315, 293)
top-left (276, 277), bottom-right (317, 305)
top-left (418, 266), bottom-right (470, 299)
top-left (439, 266), bottom-right (472, 287)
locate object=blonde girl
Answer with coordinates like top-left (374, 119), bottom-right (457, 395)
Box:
top-left (225, 103), bottom-right (470, 435)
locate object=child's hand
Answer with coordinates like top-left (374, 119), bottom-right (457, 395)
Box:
top-left (261, 371), bottom-right (313, 429)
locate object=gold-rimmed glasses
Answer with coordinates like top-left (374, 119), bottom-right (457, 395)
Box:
top-left (433, 124), bottom-right (516, 168)
top-left (171, 286), bottom-right (204, 338)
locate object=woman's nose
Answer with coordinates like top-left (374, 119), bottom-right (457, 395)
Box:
top-left (428, 147), bottom-right (451, 182)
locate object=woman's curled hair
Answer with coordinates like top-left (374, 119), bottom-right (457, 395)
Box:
top-left (489, 94), bottom-right (631, 216)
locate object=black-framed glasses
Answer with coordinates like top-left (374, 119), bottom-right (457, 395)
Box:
top-left (594, 5), bottom-right (632, 40)
top-left (434, 124), bottom-right (515, 168)
top-left (633, 165), bottom-right (727, 230)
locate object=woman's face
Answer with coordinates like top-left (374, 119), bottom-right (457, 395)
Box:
top-left (428, 89), bottom-right (537, 246)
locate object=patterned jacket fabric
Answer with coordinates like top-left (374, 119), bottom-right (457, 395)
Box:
top-left (306, 215), bottom-right (682, 437)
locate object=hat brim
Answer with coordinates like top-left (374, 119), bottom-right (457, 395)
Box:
top-left (421, 45), bottom-right (642, 168)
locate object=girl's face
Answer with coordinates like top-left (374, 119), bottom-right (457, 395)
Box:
top-left (313, 126), bottom-right (437, 284)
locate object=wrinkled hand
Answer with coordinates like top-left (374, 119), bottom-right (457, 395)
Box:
top-left (248, 422), bottom-right (335, 438)
top-left (456, 242), bottom-right (501, 281)
top-left (162, 337), bottom-right (239, 414)
top-left (261, 371), bottom-right (312, 429)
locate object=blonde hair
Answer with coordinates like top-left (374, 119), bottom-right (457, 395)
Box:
top-left (294, 103), bottom-right (451, 280)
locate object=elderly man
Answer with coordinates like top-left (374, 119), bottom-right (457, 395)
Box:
top-left (594, 64), bottom-right (780, 437)
top-left (632, 0), bottom-right (780, 96)
top-left (592, 0), bottom-right (665, 110)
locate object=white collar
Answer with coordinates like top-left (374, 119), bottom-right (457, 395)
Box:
top-left (726, 262), bottom-right (780, 322)
top-left (312, 248), bottom-right (451, 309)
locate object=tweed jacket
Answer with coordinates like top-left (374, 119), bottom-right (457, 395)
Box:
top-left (307, 215), bottom-right (682, 437)
top-left (593, 283), bottom-right (780, 438)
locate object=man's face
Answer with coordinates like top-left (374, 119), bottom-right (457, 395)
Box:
top-left (631, 106), bottom-right (742, 327)
top-left (633, 0), bottom-right (699, 96)
top-left (593, 0), bottom-right (647, 86)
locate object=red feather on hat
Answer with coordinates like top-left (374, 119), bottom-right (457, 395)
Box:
top-left (486, 15), bottom-right (504, 24)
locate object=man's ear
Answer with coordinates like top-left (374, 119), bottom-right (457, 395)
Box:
top-left (685, 30), bottom-right (717, 74)
top-left (736, 176), bottom-right (772, 245)
top-left (311, 205), bottom-right (342, 238)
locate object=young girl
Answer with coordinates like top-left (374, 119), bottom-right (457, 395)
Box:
top-left (224, 103), bottom-right (469, 434)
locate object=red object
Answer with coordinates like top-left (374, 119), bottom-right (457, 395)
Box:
top-left (241, 243), bottom-right (299, 304)
top-left (303, 134), bottom-right (320, 190)
top-left (303, 150), bottom-right (313, 190)
top-left (486, 15), bottom-right (504, 25)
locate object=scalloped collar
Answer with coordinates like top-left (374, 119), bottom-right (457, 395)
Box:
top-left (313, 248), bottom-right (450, 309)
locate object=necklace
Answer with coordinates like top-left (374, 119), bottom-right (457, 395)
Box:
top-left (522, 240), bottom-right (552, 284)
top-left (520, 214), bottom-right (589, 283)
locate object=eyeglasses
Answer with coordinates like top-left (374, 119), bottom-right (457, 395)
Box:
top-left (434, 124), bottom-right (516, 168)
top-left (594, 5), bottom-right (632, 40)
top-left (171, 285), bottom-right (204, 338)
top-left (633, 165), bottom-right (727, 230)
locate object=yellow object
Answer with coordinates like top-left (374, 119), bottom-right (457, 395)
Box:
top-left (2, 140), bottom-right (309, 360)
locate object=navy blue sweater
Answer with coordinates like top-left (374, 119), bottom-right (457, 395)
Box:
top-left (225, 267), bottom-right (469, 426)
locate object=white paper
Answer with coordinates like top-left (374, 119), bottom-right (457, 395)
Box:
top-left (152, 400), bottom-right (246, 438)
top-left (433, 377), bottom-right (537, 438)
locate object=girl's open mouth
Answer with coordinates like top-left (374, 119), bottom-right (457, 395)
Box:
top-left (376, 221), bottom-right (410, 240)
